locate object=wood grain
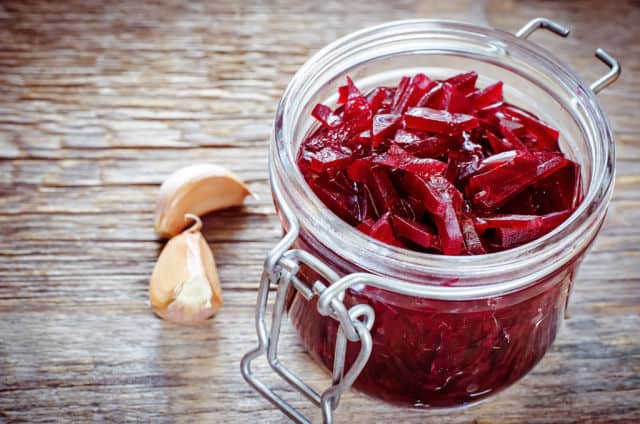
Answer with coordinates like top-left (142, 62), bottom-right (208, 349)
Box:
top-left (0, 0), bottom-right (638, 423)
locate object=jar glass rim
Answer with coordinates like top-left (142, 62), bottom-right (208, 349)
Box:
top-left (271, 19), bottom-right (615, 292)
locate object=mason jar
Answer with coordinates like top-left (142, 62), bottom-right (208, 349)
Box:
top-left (242, 18), bottom-right (620, 423)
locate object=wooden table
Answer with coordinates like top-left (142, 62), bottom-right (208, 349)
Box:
top-left (1, 1), bottom-right (638, 422)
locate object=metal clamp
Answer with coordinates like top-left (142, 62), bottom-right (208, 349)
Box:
top-left (515, 18), bottom-right (621, 94)
top-left (240, 166), bottom-right (375, 424)
top-left (242, 17), bottom-right (622, 423)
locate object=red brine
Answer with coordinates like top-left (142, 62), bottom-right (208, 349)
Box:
top-left (298, 73), bottom-right (581, 254)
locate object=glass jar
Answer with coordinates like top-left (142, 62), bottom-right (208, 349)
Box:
top-left (242, 18), bottom-right (619, 421)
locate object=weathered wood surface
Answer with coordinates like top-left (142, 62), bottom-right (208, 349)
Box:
top-left (0, 0), bottom-right (638, 422)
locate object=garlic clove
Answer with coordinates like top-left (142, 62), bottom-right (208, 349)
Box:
top-left (149, 214), bottom-right (222, 323)
top-left (154, 164), bottom-right (251, 238)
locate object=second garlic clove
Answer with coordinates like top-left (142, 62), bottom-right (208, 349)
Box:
top-left (154, 164), bottom-right (251, 238)
top-left (149, 214), bottom-right (222, 324)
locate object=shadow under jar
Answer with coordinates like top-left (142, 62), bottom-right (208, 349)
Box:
top-left (268, 20), bottom-right (616, 409)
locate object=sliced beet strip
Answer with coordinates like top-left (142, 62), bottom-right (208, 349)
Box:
top-left (404, 107), bottom-right (479, 135)
top-left (393, 214), bottom-right (441, 251)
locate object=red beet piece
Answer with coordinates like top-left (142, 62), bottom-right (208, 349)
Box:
top-left (369, 212), bottom-right (405, 247)
top-left (502, 105), bottom-right (559, 151)
top-left (303, 118), bottom-right (367, 154)
top-left (367, 165), bottom-right (402, 216)
top-left (347, 129), bottom-right (372, 148)
top-left (393, 214), bottom-right (441, 251)
top-left (395, 196), bottom-right (424, 221)
top-left (374, 144), bottom-right (447, 179)
top-left (468, 151), bottom-right (570, 211)
top-left (485, 130), bottom-right (513, 154)
top-left (402, 173), bottom-right (463, 214)
top-left (312, 103), bottom-right (342, 129)
top-left (403, 173), bottom-right (465, 255)
top-left (533, 151), bottom-right (572, 177)
top-left (308, 178), bottom-right (362, 226)
top-left (325, 171), bottom-right (375, 221)
top-left (367, 87), bottom-right (395, 113)
top-left (306, 145), bottom-right (355, 173)
top-left (337, 87), bottom-right (349, 104)
top-left (393, 129), bottom-right (449, 158)
top-left (500, 116), bottom-right (527, 136)
top-left (372, 113), bottom-right (402, 147)
top-left (467, 81), bottom-right (503, 110)
top-left (444, 154), bottom-right (462, 184)
top-left (300, 126), bottom-right (336, 152)
top-left (338, 77), bottom-right (373, 134)
top-left (532, 160), bottom-right (581, 213)
top-left (475, 106), bottom-right (503, 134)
top-left (404, 107), bottom-right (479, 135)
top-left (499, 119), bottom-right (527, 151)
top-left (405, 74), bottom-right (437, 108)
top-left (478, 210), bottom-right (573, 249)
top-left (391, 76), bottom-right (411, 113)
top-left (499, 187), bottom-right (540, 215)
top-left (448, 133), bottom-right (486, 182)
top-left (425, 83), bottom-right (473, 114)
top-left (468, 150), bottom-right (524, 176)
top-left (392, 73), bottom-right (437, 114)
top-left (346, 156), bottom-right (372, 183)
top-left (475, 211), bottom-right (562, 232)
top-left (415, 82), bottom-right (442, 107)
top-left (344, 99), bottom-right (371, 131)
top-left (337, 76), bottom-right (362, 104)
top-left (357, 217), bottom-right (376, 234)
top-left (444, 71), bottom-right (478, 94)
top-left (393, 128), bottom-right (424, 144)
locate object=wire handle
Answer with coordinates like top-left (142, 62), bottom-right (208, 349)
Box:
top-left (516, 17), bottom-right (570, 39)
top-left (590, 48), bottom-right (621, 94)
top-left (515, 18), bottom-right (621, 94)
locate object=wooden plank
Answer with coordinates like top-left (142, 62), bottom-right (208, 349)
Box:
top-left (0, 153), bottom-right (268, 186)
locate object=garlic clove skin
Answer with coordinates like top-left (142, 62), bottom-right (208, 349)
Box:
top-left (149, 214), bottom-right (222, 323)
top-left (163, 275), bottom-right (217, 323)
top-left (154, 164), bottom-right (251, 238)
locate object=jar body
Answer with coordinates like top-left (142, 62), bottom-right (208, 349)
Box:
top-left (285, 238), bottom-right (576, 406)
top-left (269, 20), bottom-right (614, 410)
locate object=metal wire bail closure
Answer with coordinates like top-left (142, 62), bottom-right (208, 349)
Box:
top-left (241, 17), bottom-right (621, 424)
top-left (240, 160), bottom-right (375, 424)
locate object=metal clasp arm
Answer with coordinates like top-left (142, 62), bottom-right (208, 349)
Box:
top-left (516, 17), bottom-right (621, 94)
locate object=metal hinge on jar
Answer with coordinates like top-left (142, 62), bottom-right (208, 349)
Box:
top-left (240, 177), bottom-right (375, 424)
top-left (240, 17), bottom-right (620, 424)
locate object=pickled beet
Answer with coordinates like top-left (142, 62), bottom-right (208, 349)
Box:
top-left (392, 214), bottom-right (440, 251)
top-left (444, 70), bottom-right (478, 94)
top-left (404, 107), bottom-right (479, 135)
top-left (298, 73), bottom-right (581, 254)
top-left (292, 72), bottom-right (585, 407)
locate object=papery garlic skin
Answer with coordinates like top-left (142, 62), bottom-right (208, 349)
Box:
top-left (154, 164), bottom-right (251, 238)
top-left (149, 215), bottom-right (222, 323)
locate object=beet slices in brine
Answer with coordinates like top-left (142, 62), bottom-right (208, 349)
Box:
top-left (297, 73), bottom-right (582, 254)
